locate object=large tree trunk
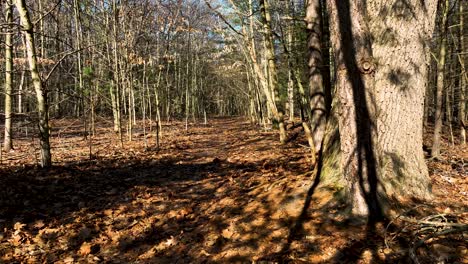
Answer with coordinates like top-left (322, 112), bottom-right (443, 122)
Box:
top-left (327, 0), bottom-right (437, 217)
top-left (432, 0), bottom-right (450, 158)
top-left (3, 0), bottom-right (13, 152)
top-left (328, 0), bottom-right (379, 217)
top-left (16, 0), bottom-right (52, 167)
top-left (306, 0), bottom-right (330, 153)
top-left (369, 0), bottom-right (437, 199)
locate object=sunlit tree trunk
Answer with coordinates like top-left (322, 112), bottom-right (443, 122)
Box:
top-left (327, 0), bottom-right (437, 216)
top-left (369, 0), bottom-right (437, 208)
top-left (286, 1), bottom-right (295, 121)
top-left (112, 0), bottom-right (123, 144)
top-left (246, 64), bottom-right (257, 123)
top-left (305, 0), bottom-right (329, 153)
top-left (153, 63), bottom-right (163, 135)
top-left (185, 33), bottom-right (192, 130)
top-left (38, 0), bottom-right (45, 58)
top-left (17, 71), bottom-right (25, 114)
top-left (73, 0), bottom-right (88, 138)
top-left (3, 0), bottom-right (14, 152)
top-left (16, 0), bottom-right (52, 167)
top-left (260, 0), bottom-right (287, 143)
top-left (103, 0), bottom-right (119, 135)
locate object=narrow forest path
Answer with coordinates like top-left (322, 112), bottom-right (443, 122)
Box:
top-left (0, 118), bottom-right (466, 263)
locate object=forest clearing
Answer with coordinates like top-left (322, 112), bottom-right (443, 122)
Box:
top-left (0, 0), bottom-right (467, 263)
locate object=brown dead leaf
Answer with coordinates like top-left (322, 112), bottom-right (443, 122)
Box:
top-left (221, 228), bottom-right (234, 239)
top-left (63, 256), bottom-right (74, 263)
top-left (8, 233), bottom-right (23, 246)
top-left (79, 242), bottom-right (92, 256)
top-left (104, 209), bottom-right (113, 216)
top-left (200, 249), bottom-right (211, 256)
top-left (32, 220), bottom-right (45, 229)
top-left (14, 222), bottom-right (26, 231)
top-left (106, 229), bottom-right (121, 242)
top-left (155, 236), bottom-right (177, 252)
top-left (165, 236), bottom-right (177, 246)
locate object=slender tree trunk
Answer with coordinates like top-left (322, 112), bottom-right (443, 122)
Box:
top-left (73, 0), bottom-right (87, 139)
top-left (112, 0), bottom-right (122, 144)
top-left (154, 64), bottom-right (163, 134)
top-left (432, 0), bottom-right (449, 158)
top-left (233, 0), bottom-right (276, 122)
top-left (242, 26), bottom-right (275, 120)
top-left (16, 0), bottom-right (52, 167)
top-left (459, 1), bottom-right (466, 145)
top-left (246, 65), bottom-right (257, 123)
top-left (446, 78), bottom-right (454, 145)
top-left (3, 0), bottom-right (13, 152)
top-left (104, 2), bottom-right (120, 134)
top-left (185, 39), bottom-right (191, 131)
top-left (260, 0), bottom-right (287, 143)
top-left (286, 2), bottom-right (294, 121)
top-left (424, 63), bottom-right (432, 128)
top-left (144, 62), bottom-right (153, 134)
top-left (38, 0), bottom-right (45, 58)
top-left (17, 70), bottom-right (25, 114)
top-left (91, 83), bottom-right (96, 137)
top-left (141, 72), bottom-right (148, 149)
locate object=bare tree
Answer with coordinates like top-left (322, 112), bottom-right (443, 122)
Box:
top-left (3, 0), bottom-right (13, 152)
top-left (15, 0), bottom-right (52, 167)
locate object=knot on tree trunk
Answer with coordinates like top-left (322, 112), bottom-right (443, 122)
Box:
top-left (359, 59), bottom-right (375, 74)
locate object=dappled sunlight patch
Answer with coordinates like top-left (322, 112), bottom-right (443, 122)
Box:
top-left (0, 118), bottom-right (466, 263)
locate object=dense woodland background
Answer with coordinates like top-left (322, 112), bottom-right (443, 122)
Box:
top-left (0, 0), bottom-right (466, 263)
top-left (0, 0), bottom-right (466, 160)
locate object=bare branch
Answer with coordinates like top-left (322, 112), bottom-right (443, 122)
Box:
top-left (204, 0), bottom-right (244, 37)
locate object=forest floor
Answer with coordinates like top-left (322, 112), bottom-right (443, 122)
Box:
top-left (0, 117), bottom-right (466, 263)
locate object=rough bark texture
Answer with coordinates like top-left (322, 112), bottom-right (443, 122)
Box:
top-left (432, 0), bottom-right (449, 158)
top-left (327, 0), bottom-right (437, 216)
top-left (306, 0), bottom-right (328, 152)
top-left (3, 0), bottom-right (13, 152)
top-left (368, 0), bottom-right (437, 199)
top-left (16, 0), bottom-right (52, 167)
top-left (328, 0), bottom-right (379, 216)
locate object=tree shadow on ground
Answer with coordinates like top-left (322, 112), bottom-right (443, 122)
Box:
top-left (0, 118), bottom-right (314, 263)
top-left (0, 114), bottom-right (465, 263)
top-left (0, 155), bottom-right (285, 262)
